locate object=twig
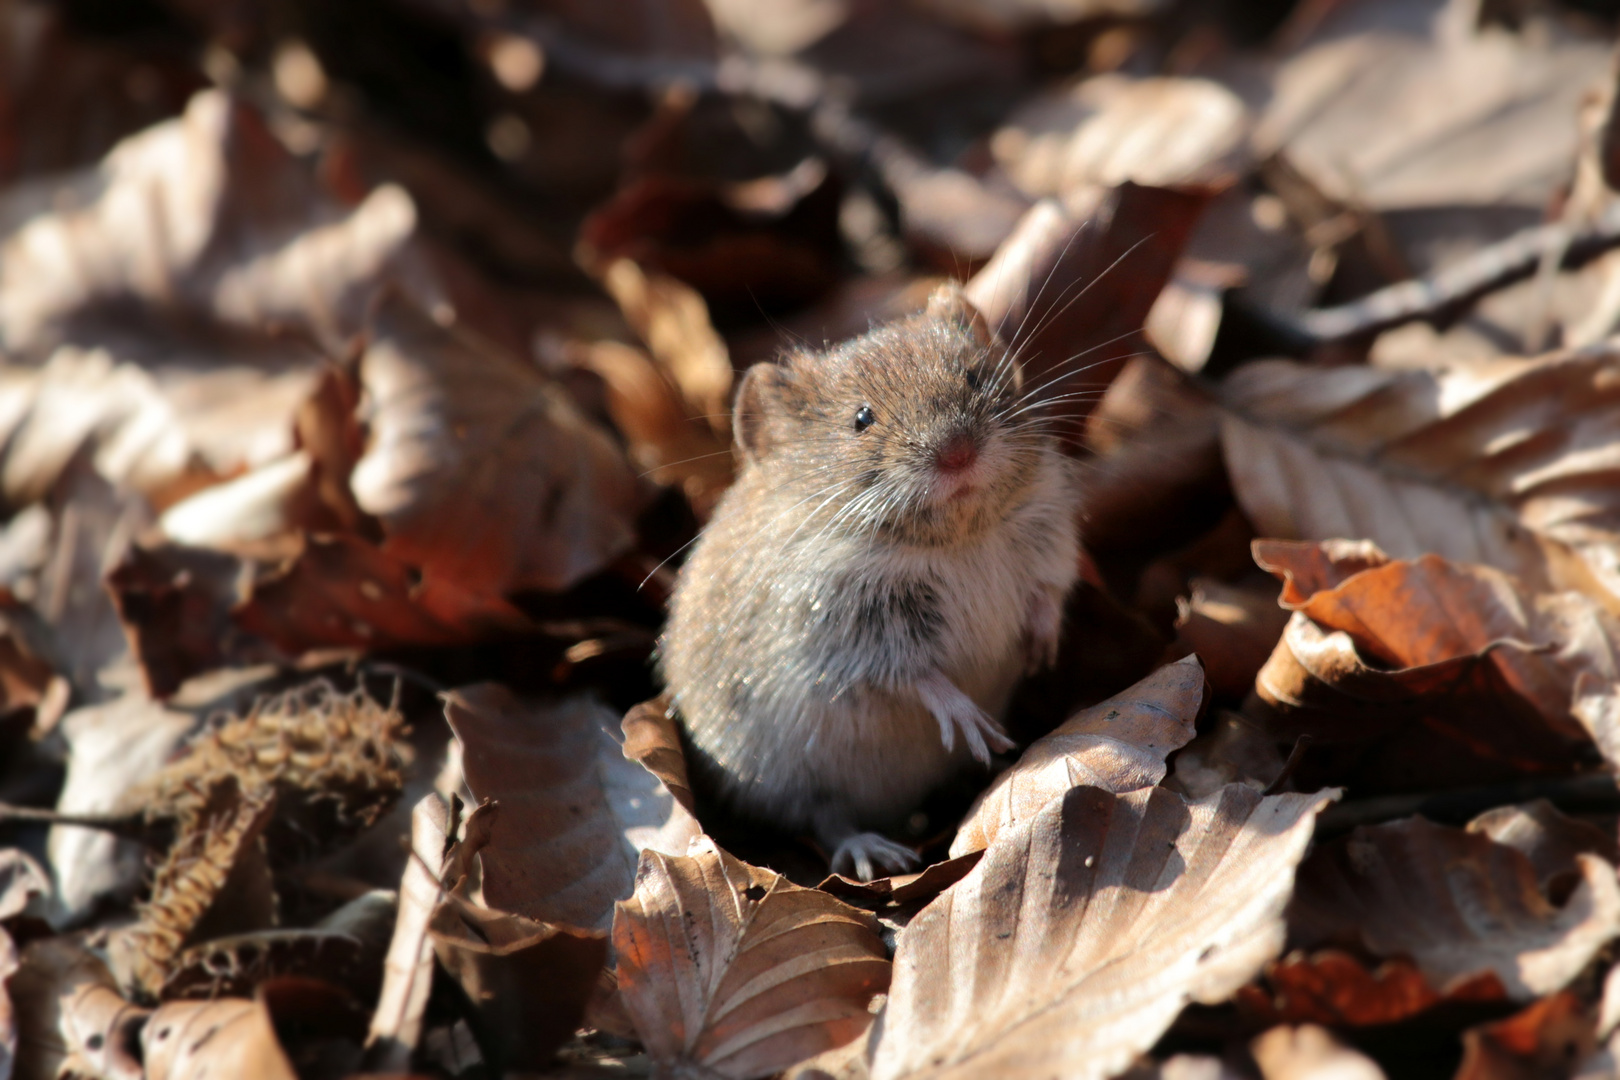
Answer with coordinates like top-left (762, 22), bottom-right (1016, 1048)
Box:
top-left (1314, 773), bottom-right (1620, 834)
top-left (1291, 199), bottom-right (1620, 342)
top-left (0, 801), bottom-right (154, 841)
top-left (1262, 734), bottom-right (1313, 796)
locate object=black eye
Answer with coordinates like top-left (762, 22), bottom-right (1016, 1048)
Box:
top-left (965, 368), bottom-right (982, 390)
top-left (854, 405), bottom-right (875, 432)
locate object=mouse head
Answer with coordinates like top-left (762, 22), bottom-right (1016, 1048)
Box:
top-left (731, 283), bottom-right (1046, 544)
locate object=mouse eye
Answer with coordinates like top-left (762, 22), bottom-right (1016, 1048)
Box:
top-left (853, 405), bottom-right (875, 432)
top-left (965, 368), bottom-right (982, 390)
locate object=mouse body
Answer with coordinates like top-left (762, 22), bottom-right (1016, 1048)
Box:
top-left (660, 285), bottom-right (1081, 879)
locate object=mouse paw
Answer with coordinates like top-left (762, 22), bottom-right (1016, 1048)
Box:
top-left (1024, 586), bottom-right (1064, 674)
top-left (915, 670), bottom-right (1015, 765)
top-left (831, 833), bottom-right (919, 882)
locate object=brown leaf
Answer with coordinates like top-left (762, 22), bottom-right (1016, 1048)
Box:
top-left (870, 784), bottom-right (1337, 1080)
top-left (993, 75), bottom-right (1250, 199)
top-left (1219, 354), bottom-right (1620, 610)
top-left (0, 849), bottom-right (48, 922)
top-left (1166, 712), bottom-right (1287, 800)
top-left (950, 655), bottom-right (1205, 857)
top-left (0, 89), bottom-right (428, 356)
top-left (1250, 1025), bottom-right (1387, 1080)
top-left (965, 185), bottom-right (1211, 445)
top-left (1172, 578), bottom-right (1292, 702)
top-left (1249, 540), bottom-right (1616, 777)
top-left (443, 685), bottom-right (700, 930)
top-left (142, 993), bottom-right (297, 1080)
top-left (233, 532), bottom-right (532, 654)
top-left (1468, 801), bottom-right (1620, 895)
top-left (429, 894), bottom-right (608, 1072)
top-left (0, 925), bottom-right (13, 1080)
top-left (350, 292), bottom-right (644, 595)
top-left (1236, 949), bottom-right (1506, 1028)
top-left (6, 937), bottom-right (137, 1080)
top-left (613, 836), bottom-right (890, 1080)
top-left (104, 542), bottom-right (252, 699)
top-left (1289, 815), bottom-right (1620, 1000)
top-left (366, 794), bottom-right (493, 1071)
top-left (621, 694), bottom-right (696, 815)
top-left (1455, 992), bottom-right (1595, 1080)
top-left (598, 258), bottom-right (736, 432)
top-left (1255, 0), bottom-right (1610, 213)
top-left (818, 853), bottom-right (984, 909)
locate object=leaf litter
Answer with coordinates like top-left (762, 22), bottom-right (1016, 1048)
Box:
top-left (7, 1), bottom-right (1620, 1078)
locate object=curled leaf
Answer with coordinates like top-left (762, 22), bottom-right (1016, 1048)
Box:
top-left (614, 836), bottom-right (890, 1080)
top-left (950, 655), bottom-right (1205, 857)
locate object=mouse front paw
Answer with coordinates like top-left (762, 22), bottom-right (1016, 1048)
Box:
top-left (831, 832), bottom-right (919, 882)
top-left (915, 670), bottom-right (1016, 765)
top-left (1024, 586), bottom-right (1065, 674)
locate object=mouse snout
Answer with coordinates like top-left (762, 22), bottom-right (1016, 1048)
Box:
top-left (933, 432), bottom-right (978, 474)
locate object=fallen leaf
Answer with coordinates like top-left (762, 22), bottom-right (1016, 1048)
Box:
top-left (1219, 353), bottom-right (1620, 611)
top-left (0, 926), bottom-right (13, 1080)
top-left (143, 993), bottom-right (297, 1080)
top-left (5, 937), bottom-right (133, 1080)
top-left (818, 853), bottom-right (984, 909)
top-left (47, 694), bottom-right (197, 924)
top-left (1166, 711), bottom-right (1288, 800)
top-left (104, 542), bottom-right (253, 699)
top-left (993, 75), bottom-right (1250, 201)
top-left (350, 293), bottom-right (644, 596)
top-left (914, 0), bottom-right (1166, 31)
top-left (429, 893), bottom-right (608, 1072)
top-left (1249, 540), bottom-right (1617, 778)
top-left (620, 694), bottom-right (697, 816)
top-left (365, 794), bottom-right (493, 1071)
top-left (233, 532), bottom-right (532, 654)
top-left (0, 88), bottom-right (429, 356)
top-left (1455, 991), bottom-right (1595, 1080)
top-left (443, 685), bottom-right (700, 931)
top-left (1468, 800), bottom-right (1620, 895)
top-left (0, 850), bottom-right (47, 921)
top-left (1236, 949), bottom-right (1506, 1028)
top-left (1172, 578), bottom-right (1292, 701)
top-left (1289, 815), bottom-right (1620, 1000)
top-left (950, 655), bottom-right (1205, 857)
top-left (614, 836), bottom-right (890, 1080)
top-left (1250, 1024), bottom-right (1387, 1080)
top-left (1253, 0), bottom-right (1611, 212)
top-left (964, 185), bottom-right (1211, 445)
top-left (871, 784), bottom-right (1337, 1080)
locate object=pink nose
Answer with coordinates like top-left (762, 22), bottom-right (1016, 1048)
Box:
top-left (935, 436), bottom-right (978, 473)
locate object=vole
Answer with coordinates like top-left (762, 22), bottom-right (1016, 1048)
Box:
top-left (660, 284), bottom-right (1081, 880)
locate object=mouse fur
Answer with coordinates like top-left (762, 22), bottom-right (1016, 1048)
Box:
top-left (660, 283), bottom-right (1081, 879)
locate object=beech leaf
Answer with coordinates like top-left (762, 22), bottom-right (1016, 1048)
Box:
top-left (950, 655), bottom-right (1205, 857)
top-left (613, 836), bottom-right (890, 1080)
top-left (873, 784), bottom-right (1337, 1080)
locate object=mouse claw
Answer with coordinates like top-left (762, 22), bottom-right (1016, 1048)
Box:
top-left (916, 670), bottom-right (1016, 765)
top-left (831, 833), bottom-right (919, 882)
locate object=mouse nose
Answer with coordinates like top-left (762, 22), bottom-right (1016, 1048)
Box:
top-left (934, 434), bottom-right (978, 474)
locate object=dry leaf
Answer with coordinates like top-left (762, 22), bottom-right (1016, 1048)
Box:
top-left (443, 685), bottom-right (700, 931)
top-left (0, 925), bottom-right (13, 1080)
top-left (1219, 353), bottom-right (1620, 610)
top-left (104, 542), bottom-right (252, 699)
top-left (872, 784), bottom-right (1336, 1080)
top-left (142, 994), bottom-right (296, 1080)
top-left (993, 75), bottom-right (1249, 200)
top-left (1250, 1025), bottom-right (1387, 1080)
top-left (1237, 949), bottom-right (1506, 1028)
top-left (351, 293), bottom-right (644, 596)
top-left (950, 655), bottom-right (1205, 857)
top-left (5, 937), bottom-right (134, 1080)
top-left (614, 836), bottom-right (890, 1080)
top-left (1456, 992), bottom-right (1596, 1080)
top-left (1289, 815), bottom-right (1620, 1000)
top-left (620, 694), bottom-right (697, 816)
top-left (0, 88), bottom-right (428, 355)
top-left (429, 894), bottom-right (608, 1072)
top-left (598, 258), bottom-right (734, 435)
top-left (1172, 578), bottom-right (1292, 702)
top-left (1254, 0), bottom-right (1611, 212)
top-left (1167, 712), bottom-right (1287, 800)
top-left (0, 850), bottom-right (48, 922)
top-left (964, 185), bottom-right (1211, 445)
top-left (1468, 801), bottom-right (1620, 895)
top-left (365, 794), bottom-right (493, 1071)
top-left (1249, 540), bottom-right (1617, 776)
top-left (914, 0), bottom-right (1165, 31)
top-left (234, 532), bottom-right (532, 654)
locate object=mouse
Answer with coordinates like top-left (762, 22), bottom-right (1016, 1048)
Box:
top-left (659, 283), bottom-right (1082, 880)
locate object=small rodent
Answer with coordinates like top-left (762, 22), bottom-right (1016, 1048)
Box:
top-left (661, 283), bottom-right (1081, 879)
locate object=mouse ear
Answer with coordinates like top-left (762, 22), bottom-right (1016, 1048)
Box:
top-left (926, 283), bottom-right (995, 349)
top-left (733, 361), bottom-right (792, 463)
